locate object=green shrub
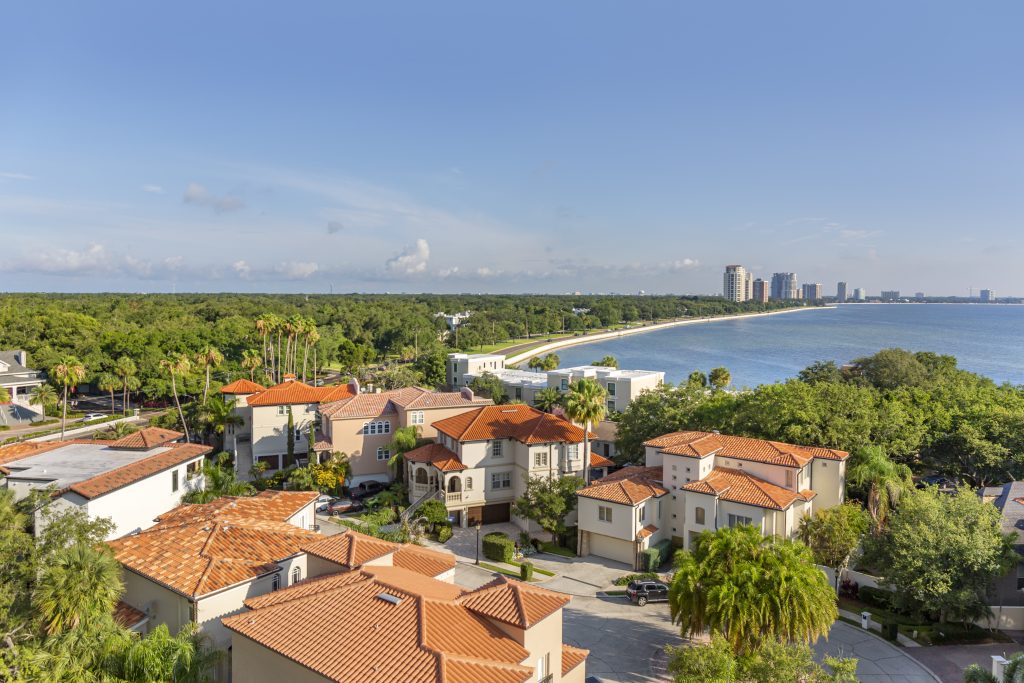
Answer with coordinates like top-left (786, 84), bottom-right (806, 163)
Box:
top-left (641, 548), bottom-right (659, 571)
top-left (518, 531), bottom-right (532, 548)
top-left (482, 532), bottom-right (515, 563)
top-left (645, 539), bottom-right (673, 570)
top-left (418, 499), bottom-right (449, 528)
top-left (859, 586), bottom-right (895, 610)
top-left (437, 524), bottom-right (453, 543)
top-left (0, 426), bottom-right (9, 432)
top-left (520, 561), bottom-right (534, 581)
top-left (613, 572), bottom-right (659, 586)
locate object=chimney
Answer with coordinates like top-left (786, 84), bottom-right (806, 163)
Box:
top-left (460, 387), bottom-right (475, 401)
top-left (14, 350), bottom-right (27, 367)
top-left (283, 373), bottom-right (296, 382)
top-left (348, 378), bottom-right (360, 395)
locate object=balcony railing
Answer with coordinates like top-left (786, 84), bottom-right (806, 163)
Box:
top-left (446, 492), bottom-right (462, 504)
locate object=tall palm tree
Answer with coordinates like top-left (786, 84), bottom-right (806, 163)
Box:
top-left (307, 326), bottom-right (321, 384)
top-left (563, 378), bottom-right (607, 484)
top-left (183, 452), bottom-right (255, 504)
top-left (301, 317), bottom-right (317, 382)
top-left (195, 346), bottom-right (224, 405)
top-left (241, 349), bottom-right (262, 381)
top-left (98, 373), bottom-right (119, 416)
top-left (200, 397), bottom-right (243, 450)
top-left (846, 446), bottom-right (913, 531)
top-left (964, 653), bottom-right (1024, 683)
top-left (33, 543), bottom-right (123, 636)
top-left (29, 383), bottom-right (58, 417)
top-left (114, 356), bottom-right (138, 415)
top-left (161, 353), bottom-right (192, 442)
top-left (273, 314), bottom-right (284, 382)
top-left (534, 387), bottom-right (564, 413)
top-left (255, 316), bottom-right (270, 373)
top-left (387, 426), bottom-right (420, 485)
top-left (52, 355), bottom-right (86, 441)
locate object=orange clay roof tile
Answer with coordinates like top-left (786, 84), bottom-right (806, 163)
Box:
top-left (320, 387), bottom-right (489, 419)
top-left (682, 467), bottom-right (816, 511)
top-left (433, 404), bottom-right (590, 444)
top-left (637, 524), bottom-right (658, 539)
top-left (392, 545), bottom-right (457, 578)
top-left (113, 600), bottom-right (147, 629)
top-left (246, 380), bottom-right (355, 407)
top-left (108, 427), bottom-right (183, 449)
top-left (577, 466), bottom-right (667, 506)
top-left (644, 430), bottom-right (848, 466)
top-left (590, 451), bottom-right (615, 467)
top-left (456, 575), bottom-right (570, 629)
top-left (219, 378), bottom-right (266, 394)
top-left (402, 443), bottom-right (467, 472)
top-left (562, 644), bottom-right (589, 676)
top-left (300, 528), bottom-right (399, 568)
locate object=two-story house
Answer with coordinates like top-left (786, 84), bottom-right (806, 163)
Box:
top-left (1, 350), bottom-right (47, 423)
top-left (576, 466), bottom-right (669, 567)
top-left (0, 427), bottom-right (210, 539)
top-left (318, 386), bottom-right (491, 487)
top-left (401, 404), bottom-right (599, 531)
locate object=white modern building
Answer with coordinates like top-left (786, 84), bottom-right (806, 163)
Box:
top-left (723, 265), bottom-right (753, 302)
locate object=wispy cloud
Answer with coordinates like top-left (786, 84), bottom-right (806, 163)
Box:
top-left (386, 239), bottom-right (430, 274)
top-left (142, 184), bottom-right (164, 194)
top-left (0, 172), bottom-right (34, 181)
top-left (0, 243), bottom-right (186, 279)
top-left (182, 182), bottom-right (244, 213)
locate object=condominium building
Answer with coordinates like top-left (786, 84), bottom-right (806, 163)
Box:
top-left (0, 428), bottom-right (210, 539)
top-left (770, 272), bottom-right (799, 300)
top-left (801, 283), bottom-right (823, 301)
top-left (836, 282), bottom-right (848, 302)
top-left (751, 278), bottom-right (769, 303)
top-left (722, 265), bottom-right (753, 302)
top-left (881, 290), bottom-right (901, 301)
top-left (853, 288), bottom-right (867, 301)
top-left (447, 353), bottom-right (505, 388)
top-left (981, 289), bottom-right (995, 303)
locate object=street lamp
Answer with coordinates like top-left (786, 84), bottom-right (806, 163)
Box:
top-left (475, 523), bottom-right (482, 565)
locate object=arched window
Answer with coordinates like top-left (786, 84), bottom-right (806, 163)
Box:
top-left (447, 477), bottom-right (461, 493)
top-left (291, 566), bottom-right (301, 584)
top-left (415, 468), bottom-right (428, 484)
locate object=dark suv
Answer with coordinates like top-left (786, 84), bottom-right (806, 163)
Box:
top-left (626, 580), bottom-right (669, 606)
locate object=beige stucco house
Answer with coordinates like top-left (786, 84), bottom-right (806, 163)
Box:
top-left (577, 466), bottom-right (669, 568)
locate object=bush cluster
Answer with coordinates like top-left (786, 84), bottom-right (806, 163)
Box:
top-left (482, 532), bottom-right (515, 563)
top-left (641, 539), bottom-right (674, 571)
top-left (437, 524), bottom-right (453, 543)
top-left (520, 561), bottom-right (534, 581)
top-left (613, 572), bottom-right (660, 586)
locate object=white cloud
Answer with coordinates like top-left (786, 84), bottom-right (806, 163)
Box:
top-left (3, 243), bottom-right (187, 280)
top-left (142, 184), bottom-right (164, 194)
top-left (182, 182), bottom-right (244, 213)
top-left (233, 260), bottom-right (251, 279)
top-left (0, 172), bottom-right (34, 181)
top-left (386, 239), bottom-right (430, 274)
top-left (665, 258), bottom-right (700, 270)
top-left (438, 266), bottom-right (460, 278)
top-left (274, 261), bottom-right (319, 279)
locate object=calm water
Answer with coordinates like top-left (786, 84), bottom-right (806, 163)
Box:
top-left (552, 304), bottom-right (1024, 388)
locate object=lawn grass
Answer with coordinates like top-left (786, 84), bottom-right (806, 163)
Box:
top-left (479, 562), bottom-right (540, 581)
top-left (509, 560), bottom-right (555, 577)
top-left (539, 542), bottom-right (576, 558)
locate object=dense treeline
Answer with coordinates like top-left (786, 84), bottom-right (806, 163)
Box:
top-left (0, 293), bottom-right (796, 400)
top-left (616, 349), bottom-right (1024, 487)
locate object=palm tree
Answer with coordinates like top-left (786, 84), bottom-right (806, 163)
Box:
top-left (114, 356), bottom-right (139, 415)
top-left (846, 446), bottom-right (913, 531)
top-left (33, 543), bottom-right (123, 636)
top-left (94, 421), bottom-right (139, 440)
top-left (29, 383), bottom-right (58, 417)
top-left (308, 326), bottom-right (321, 385)
top-left (52, 355), bottom-right (86, 440)
top-left (195, 346), bottom-right (224, 405)
top-left (98, 372), bottom-right (119, 416)
top-left (563, 378), bottom-right (607, 484)
top-left (964, 653), bottom-right (1024, 683)
top-left (669, 524), bottom-right (836, 655)
top-left (708, 366), bottom-right (731, 390)
top-left (273, 314), bottom-right (284, 382)
top-left (387, 426), bottom-right (420, 485)
top-left (103, 621), bottom-right (222, 683)
top-left (241, 349), bottom-right (262, 381)
top-left (201, 397), bottom-right (243, 450)
top-left (183, 452), bottom-right (255, 503)
top-left (161, 353), bottom-right (192, 442)
top-left (301, 317), bottom-right (317, 382)
top-left (255, 316), bottom-right (270, 374)
top-left (534, 387), bottom-right (564, 413)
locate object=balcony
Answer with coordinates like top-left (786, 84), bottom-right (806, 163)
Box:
top-left (446, 492), bottom-right (462, 504)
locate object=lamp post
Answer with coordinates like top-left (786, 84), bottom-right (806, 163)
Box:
top-left (475, 523), bottom-right (482, 565)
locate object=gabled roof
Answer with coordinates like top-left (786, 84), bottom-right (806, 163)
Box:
top-left (577, 466), bottom-right (667, 506)
top-left (637, 524), bottom-right (658, 539)
top-left (643, 431), bottom-right (848, 467)
top-left (220, 378), bottom-right (266, 394)
top-left (403, 443), bottom-right (467, 472)
top-left (113, 600), bottom-right (147, 630)
top-left (300, 528), bottom-right (399, 569)
top-left (456, 575), bottom-right (570, 629)
top-left (109, 491), bottom-right (320, 598)
top-left (392, 545), bottom-right (457, 578)
top-left (562, 644), bottom-right (589, 676)
top-left (109, 427), bottom-right (182, 450)
top-left (433, 404), bottom-right (590, 444)
top-left (223, 566), bottom-right (542, 683)
top-left (682, 467), bottom-right (816, 511)
top-left (590, 451), bottom-right (614, 467)
top-left (246, 380), bottom-right (355, 407)
top-left (320, 387), bottom-right (489, 419)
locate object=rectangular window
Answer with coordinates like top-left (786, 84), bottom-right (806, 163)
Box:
top-left (598, 505), bottom-right (613, 522)
top-left (272, 574), bottom-right (280, 591)
top-left (728, 514), bottom-right (753, 528)
top-left (567, 444), bottom-right (579, 460)
top-left (638, 505), bottom-right (646, 522)
top-left (695, 507), bottom-right (705, 525)
top-left (534, 452), bottom-right (548, 467)
top-left (515, 387), bottom-right (522, 400)
top-left (291, 566), bottom-right (302, 584)
top-left (171, 470), bottom-right (179, 492)
top-left (785, 470), bottom-right (795, 488)
top-left (466, 477), bottom-right (473, 491)
top-left (186, 460), bottom-right (201, 479)
top-left (560, 379), bottom-right (568, 390)
top-left (607, 382), bottom-right (616, 396)
top-left (491, 472), bottom-right (512, 489)
top-left (492, 441), bottom-right (503, 458)
top-left (277, 406), bottom-right (287, 416)
top-left (607, 399), bottom-right (616, 413)
top-left (376, 447), bottom-right (391, 461)
top-left (411, 411), bottom-right (425, 425)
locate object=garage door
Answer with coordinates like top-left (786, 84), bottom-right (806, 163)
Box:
top-left (482, 503), bottom-right (511, 524)
top-left (588, 533), bottom-right (636, 566)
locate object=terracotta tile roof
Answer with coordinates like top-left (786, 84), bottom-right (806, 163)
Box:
top-left (644, 431), bottom-right (848, 466)
top-left (577, 466), bottom-right (667, 506)
top-left (220, 378), bottom-right (265, 394)
top-left (113, 600), bottom-right (147, 629)
top-left (320, 387), bottom-right (489, 420)
top-left (457, 575), bottom-right (570, 629)
top-left (224, 565), bottom-right (538, 683)
top-left (682, 467), bottom-right (815, 511)
top-left (246, 380), bottom-right (355, 407)
top-left (69, 443), bottom-right (211, 499)
top-left (392, 545), bottom-right (457, 578)
top-left (109, 427), bottom-right (183, 449)
top-left (433, 404), bottom-right (591, 444)
top-left (300, 528), bottom-right (399, 568)
top-left (637, 524), bottom-right (658, 539)
top-left (0, 440), bottom-right (70, 472)
top-left (590, 451), bottom-right (614, 467)
top-left (403, 443), bottom-right (467, 472)
top-left (562, 644), bottom-right (589, 676)
top-left (110, 491), bottom-right (320, 597)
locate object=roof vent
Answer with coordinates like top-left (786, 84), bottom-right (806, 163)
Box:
top-left (712, 429), bottom-right (720, 434)
top-left (376, 593), bottom-right (402, 606)
top-left (501, 409), bottom-right (516, 413)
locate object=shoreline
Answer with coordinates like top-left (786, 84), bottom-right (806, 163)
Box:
top-left (504, 305), bottom-right (834, 366)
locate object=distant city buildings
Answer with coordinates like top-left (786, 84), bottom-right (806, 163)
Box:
top-left (770, 272), bottom-right (799, 300)
top-left (881, 290), bottom-right (901, 301)
top-left (722, 265), bottom-right (753, 302)
top-left (915, 292), bottom-right (925, 300)
top-left (801, 283), bottom-right (823, 301)
top-left (836, 282), bottom-right (848, 303)
top-left (981, 289), bottom-right (995, 303)
top-left (752, 278), bottom-right (769, 303)
top-left (853, 288), bottom-right (867, 301)
top-left (434, 311), bottom-right (472, 331)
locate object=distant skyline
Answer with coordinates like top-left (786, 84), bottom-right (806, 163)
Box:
top-left (1, 2), bottom-right (1022, 295)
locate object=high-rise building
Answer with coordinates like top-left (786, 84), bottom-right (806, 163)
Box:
top-left (836, 282), bottom-right (848, 303)
top-left (770, 273), bottom-right (799, 300)
top-left (915, 292), bottom-right (925, 300)
top-left (881, 290), bottom-right (900, 301)
top-left (723, 265), bottom-right (752, 302)
top-left (752, 278), bottom-right (769, 303)
top-left (801, 283), bottom-right (823, 301)
top-left (853, 287), bottom-right (866, 301)
top-left (981, 289), bottom-right (995, 303)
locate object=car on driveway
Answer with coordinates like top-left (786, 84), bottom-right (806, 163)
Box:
top-left (326, 498), bottom-right (363, 516)
top-left (315, 495), bottom-right (337, 513)
top-left (626, 580), bottom-right (669, 606)
top-left (82, 413), bottom-right (106, 421)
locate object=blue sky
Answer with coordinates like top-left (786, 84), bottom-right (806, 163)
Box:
top-left (1, 2), bottom-right (1021, 295)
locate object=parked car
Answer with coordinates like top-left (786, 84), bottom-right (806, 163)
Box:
top-left (82, 413), bottom-right (106, 421)
top-left (315, 495), bottom-right (338, 513)
top-left (917, 474), bottom-right (958, 490)
top-left (626, 580), bottom-right (669, 607)
top-left (327, 498), bottom-right (363, 516)
top-left (351, 481), bottom-right (386, 500)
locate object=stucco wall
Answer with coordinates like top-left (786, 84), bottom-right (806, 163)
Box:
top-left (251, 403), bottom-right (316, 460)
top-left (810, 458), bottom-right (846, 510)
top-left (121, 567), bottom-right (192, 636)
top-left (231, 632), bottom-right (332, 683)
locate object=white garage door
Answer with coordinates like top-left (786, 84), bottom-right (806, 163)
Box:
top-left (588, 533), bottom-right (635, 566)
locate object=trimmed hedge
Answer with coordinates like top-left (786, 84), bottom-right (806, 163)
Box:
top-left (520, 561), bottom-right (534, 581)
top-left (482, 532), bottom-right (515, 563)
top-left (613, 572), bottom-right (659, 586)
top-left (437, 524), bottom-right (453, 543)
top-left (641, 539), bottom-right (674, 571)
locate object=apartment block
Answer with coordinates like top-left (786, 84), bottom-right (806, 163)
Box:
top-left (723, 265), bottom-right (753, 302)
top-left (801, 283), bottom-right (823, 301)
top-left (751, 278), bottom-right (769, 303)
top-left (770, 273), bottom-right (799, 300)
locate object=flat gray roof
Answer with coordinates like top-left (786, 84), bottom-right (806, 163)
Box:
top-left (3, 443), bottom-right (173, 490)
